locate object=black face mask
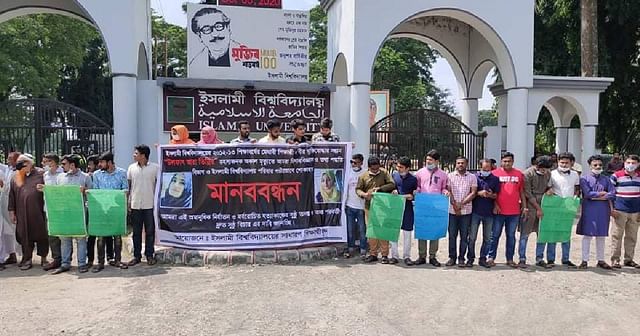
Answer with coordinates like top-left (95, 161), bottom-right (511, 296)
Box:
top-left (15, 161), bottom-right (25, 171)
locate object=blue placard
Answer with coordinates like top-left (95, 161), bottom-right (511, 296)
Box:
top-left (414, 193), bottom-right (449, 240)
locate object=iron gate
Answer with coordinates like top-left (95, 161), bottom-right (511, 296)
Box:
top-left (370, 109), bottom-right (486, 171)
top-left (0, 99), bottom-right (113, 164)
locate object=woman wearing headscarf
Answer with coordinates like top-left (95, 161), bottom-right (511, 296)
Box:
top-left (161, 173), bottom-right (192, 208)
top-left (198, 126), bottom-right (223, 145)
top-left (170, 125), bottom-right (195, 145)
top-left (316, 170), bottom-right (341, 203)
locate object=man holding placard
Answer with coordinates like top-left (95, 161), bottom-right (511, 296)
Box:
top-left (389, 157), bottom-right (418, 265)
top-left (413, 150), bottom-right (449, 267)
top-left (356, 156), bottom-right (396, 264)
top-left (543, 152), bottom-right (580, 268)
top-left (40, 153), bottom-right (64, 271)
top-left (50, 154), bottom-right (92, 274)
top-left (90, 152), bottom-right (129, 272)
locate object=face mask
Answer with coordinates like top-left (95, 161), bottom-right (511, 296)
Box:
top-left (426, 164), bottom-right (436, 171)
top-left (535, 170), bottom-right (544, 176)
top-left (480, 171), bottom-right (491, 177)
top-left (172, 134), bottom-right (180, 141)
top-left (352, 167), bottom-right (362, 173)
top-left (15, 161), bottom-right (25, 171)
top-left (558, 167), bottom-right (570, 172)
top-left (592, 168), bottom-right (603, 175)
top-left (625, 164), bottom-right (638, 172)
top-left (399, 172), bottom-right (408, 177)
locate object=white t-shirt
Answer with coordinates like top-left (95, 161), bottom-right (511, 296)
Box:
top-left (345, 169), bottom-right (365, 210)
top-left (549, 169), bottom-right (580, 198)
top-left (258, 136), bottom-right (286, 144)
top-left (127, 162), bottom-right (159, 210)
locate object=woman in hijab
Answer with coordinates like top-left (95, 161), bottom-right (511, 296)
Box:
top-left (161, 173), bottom-right (192, 208)
top-left (198, 126), bottom-right (223, 145)
top-left (170, 125), bottom-right (195, 145)
top-left (316, 170), bottom-right (341, 203)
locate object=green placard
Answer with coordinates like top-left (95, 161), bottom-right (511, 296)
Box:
top-left (43, 185), bottom-right (87, 237)
top-left (366, 193), bottom-right (405, 242)
top-left (87, 189), bottom-right (127, 237)
top-left (538, 195), bottom-right (581, 243)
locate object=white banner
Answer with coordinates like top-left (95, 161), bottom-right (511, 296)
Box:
top-left (187, 4), bottom-right (310, 82)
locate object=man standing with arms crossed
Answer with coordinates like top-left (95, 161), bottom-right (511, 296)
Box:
top-left (609, 154), bottom-right (640, 268)
top-left (487, 152), bottom-right (527, 268)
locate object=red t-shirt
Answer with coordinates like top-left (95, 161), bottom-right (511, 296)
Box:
top-left (493, 168), bottom-right (524, 216)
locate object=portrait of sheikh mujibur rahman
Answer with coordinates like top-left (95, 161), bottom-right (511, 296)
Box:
top-left (190, 7), bottom-right (232, 67)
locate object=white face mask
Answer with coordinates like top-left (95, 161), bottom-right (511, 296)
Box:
top-left (172, 134), bottom-right (180, 141)
top-left (625, 163), bottom-right (638, 172)
top-left (592, 168), bottom-right (603, 175)
top-left (558, 166), bottom-right (571, 172)
top-left (352, 167), bottom-right (362, 173)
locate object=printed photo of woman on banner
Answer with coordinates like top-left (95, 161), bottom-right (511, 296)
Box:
top-left (315, 169), bottom-right (343, 203)
top-left (160, 172), bottom-right (193, 209)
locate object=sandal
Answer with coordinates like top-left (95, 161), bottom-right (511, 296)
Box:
top-left (612, 261), bottom-right (622, 269)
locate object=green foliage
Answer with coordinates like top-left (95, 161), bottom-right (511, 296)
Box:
top-left (478, 109), bottom-right (497, 131)
top-left (152, 11), bottom-right (187, 78)
top-left (535, 108), bottom-right (556, 155)
top-left (0, 14), bottom-right (98, 100)
top-left (308, 6), bottom-right (454, 114)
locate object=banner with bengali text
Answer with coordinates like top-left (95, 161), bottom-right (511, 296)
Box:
top-left (155, 143), bottom-right (350, 250)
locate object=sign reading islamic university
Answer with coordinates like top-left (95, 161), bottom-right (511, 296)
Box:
top-left (187, 3), bottom-right (309, 82)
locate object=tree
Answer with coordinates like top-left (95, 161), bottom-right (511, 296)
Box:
top-left (57, 38), bottom-right (113, 125)
top-left (581, 0), bottom-right (598, 76)
top-left (478, 109), bottom-right (497, 131)
top-left (308, 5), bottom-right (453, 114)
top-left (0, 14), bottom-right (99, 100)
top-left (152, 11), bottom-right (187, 78)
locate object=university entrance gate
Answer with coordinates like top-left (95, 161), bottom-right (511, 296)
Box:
top-left (0, 99), bottom-right (113, 164)
top-left (370, 109), bottom-right (486, 171)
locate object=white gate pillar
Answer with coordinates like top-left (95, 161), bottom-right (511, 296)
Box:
top-left (461, 98), bottom-right (479, 132)
top-left (350, 83), bottom-right (371, 157)
top-left (112, 75), bottom-right (138, 168)
top-left (506, 88), bottom-right (529, 169)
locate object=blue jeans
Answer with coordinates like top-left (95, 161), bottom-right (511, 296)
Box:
top-left (61, 237), bottom-right (87, 268)
top-left (536, 241), bottom-right (571, 263)
top-left (131, 209), bottom-right (155, 260)
top-left (468, 214), bottom-right (494, 262)
top-left (448, 214), bottom-right (471, 261)
top-left (488, 215), bottom-right (519, 261)
top-left (345, 206), bottom-right (367, 253)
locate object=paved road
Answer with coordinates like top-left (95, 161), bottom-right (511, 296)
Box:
top-left (3, 233), bottom-right (640, 336)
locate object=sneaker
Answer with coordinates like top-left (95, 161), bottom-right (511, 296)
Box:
top-left (547, 261), bottom-right (556, 267)
top-left (380, 256), bottom-right (389, 264)
top-left (389, 257), bottom-right (399, 264)
top-left (445, 258), bottom-right (456, 267)
top-left (78, 265), bottom-right (89, 273)
top-left (562, 260), bottom-right (577, 268)
top-left (413, 257), bottom-right (427, 265)
top-left (404, 258), bottom-right (414, 266)
top-left (364, 255), bottom-right (378, 263)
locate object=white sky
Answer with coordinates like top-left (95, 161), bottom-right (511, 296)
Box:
top-left (151, 0), bottom-right (494, 112)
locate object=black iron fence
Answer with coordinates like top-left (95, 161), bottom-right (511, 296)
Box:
top-left (0, 99), bottom-right (113, 164)
top-left (370, 109), bottom-right (486, 172)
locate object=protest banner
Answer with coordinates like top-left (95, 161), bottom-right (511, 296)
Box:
top-left (87, 189), bottom-right (128, 237)
top-left (414, 193), bottom-right (449, 240)
top-left (365, 193), bottom-right (405, 242)
top-left (43, 185), bottom-right (86, 237)
top-left (538, 195), bottom-right (581, 243)
top-left (187, 4), bottom-right (309, 82)
top-left (156, 143), bottom-right (350, 250)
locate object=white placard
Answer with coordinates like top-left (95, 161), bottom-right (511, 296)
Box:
top-left (187, 4), bottom-right (310, 82)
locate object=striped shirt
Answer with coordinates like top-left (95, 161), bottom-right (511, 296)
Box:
top-left (447, 171), bottom-right (478, 215)
top-left (611, 170), bottom-right (640, 213)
